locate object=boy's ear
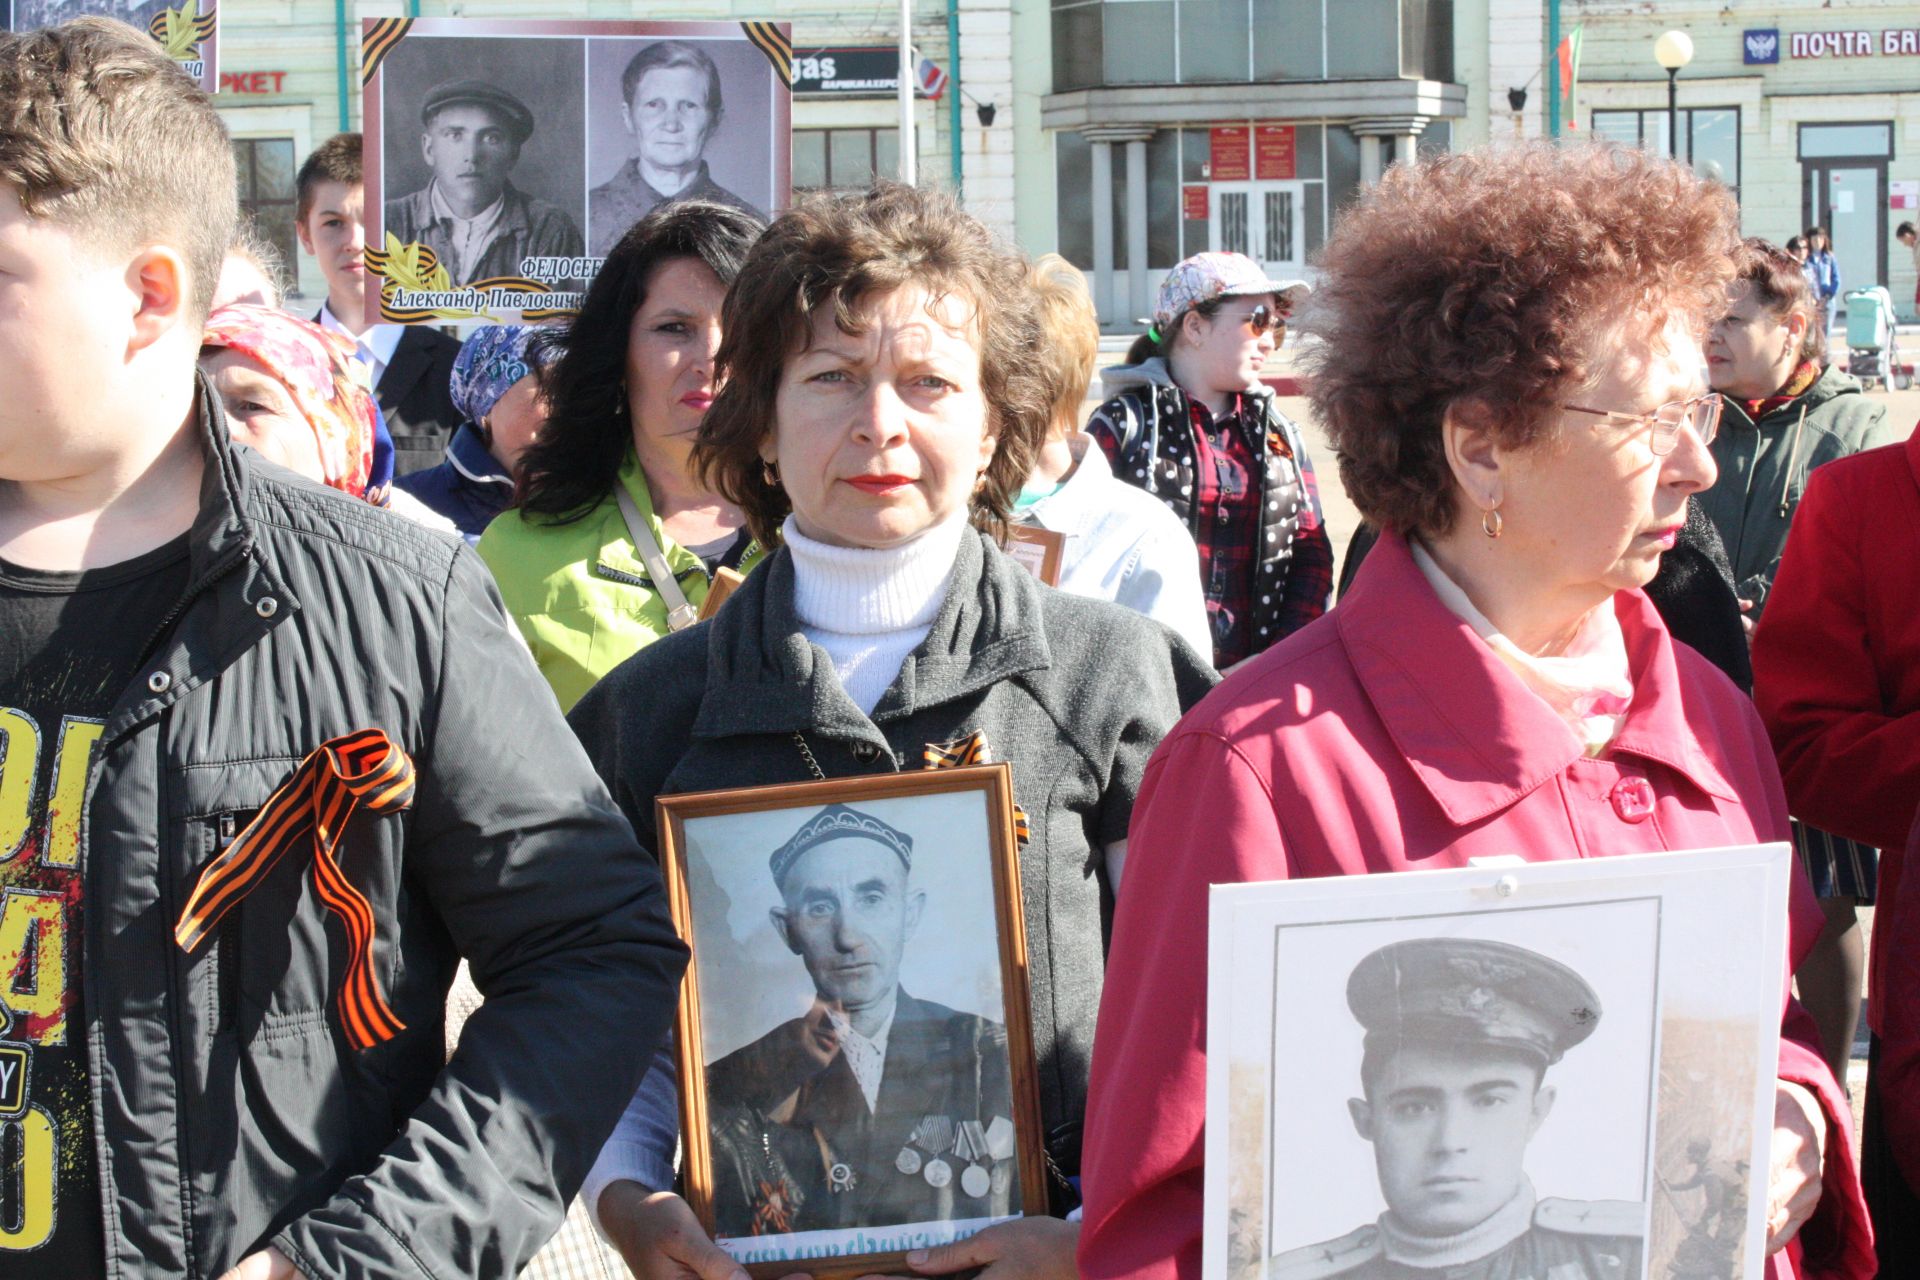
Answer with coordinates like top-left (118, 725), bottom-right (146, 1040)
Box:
top-left (125, 244), bottom-right (192, 353)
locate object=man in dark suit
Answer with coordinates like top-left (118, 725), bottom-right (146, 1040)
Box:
top-left (705, 804), bottom-right (1018, 1237)
top-left (294, 133), bottom-right (461, 476)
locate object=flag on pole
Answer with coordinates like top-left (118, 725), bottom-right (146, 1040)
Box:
top-left (915, 54), bottom-right (948, 100)
top-left (1556, 26), bottom-right (1585, 130)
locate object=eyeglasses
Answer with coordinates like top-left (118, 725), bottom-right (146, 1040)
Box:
top-left (1560, 393), bottom-right (1723, 456)
top-left (1236, 303), bottom-right (1288, 336)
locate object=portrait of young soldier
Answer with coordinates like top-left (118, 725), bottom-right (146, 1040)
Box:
top-left (588, 40), bottom-right (763, 256)
top-left (384, 78), bottom-right (584, 286)
top-left (1274, 938), bottom-right (1646, 1280)
top-left (703, 804), bottom-right (1018, 1237)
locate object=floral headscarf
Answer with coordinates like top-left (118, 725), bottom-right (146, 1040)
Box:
top-left (450, 324), bottom-right (544, 427)
top-left (202, 304), bottom-right (378, 498)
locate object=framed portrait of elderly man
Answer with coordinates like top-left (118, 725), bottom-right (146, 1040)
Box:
top-left (1205, 845), bottom-right (1795, 1280)
top-left (360, 17), bottom-right (790, 325)
top-left (657, 765), bottom-right (1048, 1278)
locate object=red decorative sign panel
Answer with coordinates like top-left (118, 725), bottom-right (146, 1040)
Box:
top-left (1210, 126), bottom-right (1251, 181)
top-left (1255, 124), bottom-right (1296, 180)
top-left (1182, 184), bottom-right (1209, 220)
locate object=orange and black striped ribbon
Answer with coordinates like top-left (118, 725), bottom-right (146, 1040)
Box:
top-left (740, 21), bottom-right (792, 83)
top-left (361, 18), bottom-right (413, 86)
top-left (175, 729), bottom-right (414, 1051)
top-left (923, 732), bottom-right (1030, 845)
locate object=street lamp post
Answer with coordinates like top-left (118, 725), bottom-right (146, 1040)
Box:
top-left (1654, 30), bottom-right (1695, 165)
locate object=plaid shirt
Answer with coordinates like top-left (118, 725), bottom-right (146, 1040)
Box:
top-left (1091, 383), bottom-right (1332, 666)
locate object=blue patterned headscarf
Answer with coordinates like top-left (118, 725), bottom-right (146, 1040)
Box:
top-left (450, 325), bottom-right (543, 426)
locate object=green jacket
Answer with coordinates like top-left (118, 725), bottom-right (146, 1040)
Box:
top-left (1698, 365), bottom-right (1893, 617)
top-left (477, 452), bottom-right (764, 711)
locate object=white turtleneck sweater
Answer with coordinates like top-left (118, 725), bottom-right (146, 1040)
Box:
top-left (784, 514), bottom-right (969, 715)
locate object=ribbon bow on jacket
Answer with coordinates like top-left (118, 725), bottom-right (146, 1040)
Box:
top-left (174, 728), bottom-right (414, 1050)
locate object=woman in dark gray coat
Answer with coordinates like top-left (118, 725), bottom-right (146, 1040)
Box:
top-left (567, 183), bottom-right (1216, 1280)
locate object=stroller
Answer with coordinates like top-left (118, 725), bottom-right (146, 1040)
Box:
top-left (1843, 286), bottom-right (1911, 391)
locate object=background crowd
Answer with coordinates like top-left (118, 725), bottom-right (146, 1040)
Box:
top-left (2, 15), bottom-right (1918, 1280)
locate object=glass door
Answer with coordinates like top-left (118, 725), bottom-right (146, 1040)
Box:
top-left (1209, 181), bottom-right (1305, 279)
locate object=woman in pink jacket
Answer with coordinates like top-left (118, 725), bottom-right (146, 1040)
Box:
top-left (1079, 142), bottom-right (1873, 1280)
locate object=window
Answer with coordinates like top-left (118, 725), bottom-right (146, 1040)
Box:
top-left (1798, 123), bottom-right (1892, 160)
top-left (232, 137), bottom-right (297, 283)
top-left (1052, 0), bottom-right (1448, 88)
top-left (1589, 107), bottom-right (1740, 198)
top-left (793, 128), bottom-right (900, 191)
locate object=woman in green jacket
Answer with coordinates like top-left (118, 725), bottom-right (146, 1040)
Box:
top-left (479, 201), bottom-right (766, 709)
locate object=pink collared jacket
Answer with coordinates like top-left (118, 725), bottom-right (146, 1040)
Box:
top-left (1079, 531), bottom-right (1873, 1280)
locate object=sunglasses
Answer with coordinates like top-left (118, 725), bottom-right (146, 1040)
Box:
top-left (1238, 303), bottom-right (1288, 336)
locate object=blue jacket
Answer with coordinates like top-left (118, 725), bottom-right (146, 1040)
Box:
top-left (395, 421), bottom-right (515, 544)
top-left (1809, 249), bottom-right (1842, 301)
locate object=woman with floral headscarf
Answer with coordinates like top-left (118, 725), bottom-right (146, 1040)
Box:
top-left (397, 324), bottom-right (551, 542)
top-left (200, 304), bottom-right (454, 533)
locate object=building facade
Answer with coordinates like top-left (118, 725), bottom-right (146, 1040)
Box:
top-left (1041, 0), bottom-right (1465, 326)
top-left (1465, 0), bottom-right (1920, 319)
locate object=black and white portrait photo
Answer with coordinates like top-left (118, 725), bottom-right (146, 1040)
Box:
top-left (7, 0), bottom-right (217, 88)
top-left (1204, 848), bottom-right (1795, 1280)
top-left (1268, 924), bottom-right (1654, 1280)
top-left (586, 36), bottom-right (776, 256)
top-left (375, 35), bottom-right (585, 286)
top-left (661, 772), bottom-right (1042, 1270)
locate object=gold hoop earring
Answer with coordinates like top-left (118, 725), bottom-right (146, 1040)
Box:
top-left (761, 458), bottom-right (781, 486)
top-left (1482, 506), bottom-right (1504, 539)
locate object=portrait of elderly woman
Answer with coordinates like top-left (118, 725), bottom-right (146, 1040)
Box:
top-left (1079, 143), bottom-right (1875, 1280)
top-left (589, 39), bottom-right (766, 255)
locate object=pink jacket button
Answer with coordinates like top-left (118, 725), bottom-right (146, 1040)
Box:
top-left (1610, 776), bottom-right (1656, 822)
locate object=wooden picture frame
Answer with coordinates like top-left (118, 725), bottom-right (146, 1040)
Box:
top-left (1003, 526), bottom-right (1066, 586)
top-left (657, 765), bottom-right (1048, 1278)
top-left (698, 566), bottom-right (746, 621)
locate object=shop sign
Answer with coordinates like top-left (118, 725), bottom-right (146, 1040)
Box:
top-left (219, 71), bottom-right (287, 94)
top-left (1183, 184), bottom-right (1209, 220)
top-left (1210, 126), bottom-right (1251, 181)
top-left (1254, 124), bottom-right (1296, 180)
top-left (1892, 180), bottom-right (1919, 211)
top-left (791, 46), bottom-right (933, 97)
top-left (1786, 29), bottom-right (1920, 58)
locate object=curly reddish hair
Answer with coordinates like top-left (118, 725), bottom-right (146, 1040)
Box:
top-left (1304, 142), bottom-right (1739, 537)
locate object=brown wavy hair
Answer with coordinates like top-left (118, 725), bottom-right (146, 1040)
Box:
top-left (694, 183), bottom-right (1048, 549)
top-left (1304, 142), bottom-right (1739, 537)
top-left (1732, 236), bottom-right (1825, 365)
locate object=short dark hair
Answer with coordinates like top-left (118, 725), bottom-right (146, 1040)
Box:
top-left (1359, 1037), bottom-right (1546, 1100)
top-left (1899, 221), bottom-right (1917, 240)
top-left (514, 200), bottom-right (764, 521)
top-left (1803, 225), bottom-right (1828, 244)
top-left (621, 40), bottom-right (723, 119)
top-left (1733, 237), bottom-right (1825, 364)
top-left (693, 183), bottom-right (1050, 550)
top-left (0, 18), bottom-right (236, 322)
top-left (296, 132), bottom-right (363, 225)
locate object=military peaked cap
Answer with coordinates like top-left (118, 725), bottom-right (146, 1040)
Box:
top-left (1346, 937), bottom-right (1602, 1067)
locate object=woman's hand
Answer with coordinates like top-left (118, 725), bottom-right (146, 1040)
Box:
top-left (1766, 1080), bottom-right (1828, 1254)
top-left (217, 1246), bottom-right (301, 1279)
top-left (862, 1217), bottom-right (1080, 1280)
top-left (599, 1182), bottom-right (797, 1280)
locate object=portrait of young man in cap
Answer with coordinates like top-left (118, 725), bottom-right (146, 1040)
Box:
top-left (702, 803), bottom-right (1018, 1237)
top-left (1273, 938), bottom-right (1646, 1280)
top-left (384, 77), bottom-right (584, 286)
